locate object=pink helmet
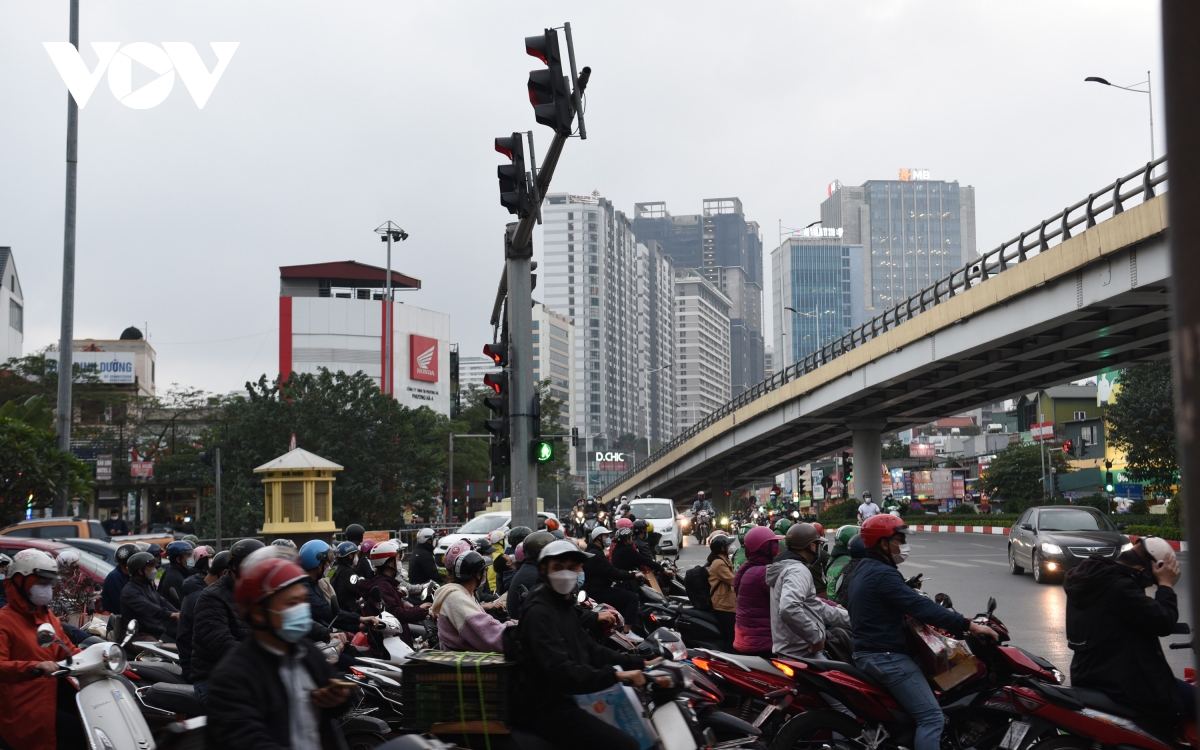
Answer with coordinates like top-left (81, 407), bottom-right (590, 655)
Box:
top-left (514, 545), bottom-right (526, 564)
top-left (443, 539), bottom-right (474, 571)
top-left (359, 539), bottom-right (376, 555)
top-left (615, 518), bottom-right (634, 529)
top-left (744, 525), bottom-right (785, 556)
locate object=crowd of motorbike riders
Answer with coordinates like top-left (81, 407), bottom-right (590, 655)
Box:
top-left (0, 486), bottom-right (1189, 750)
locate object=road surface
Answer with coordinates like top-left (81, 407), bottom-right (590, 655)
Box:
top-left (671, 529), bottom-right (1195, 682)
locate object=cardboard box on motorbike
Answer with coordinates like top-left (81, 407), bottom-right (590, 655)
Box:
top-left (905, 618), bottom-right (984, 691)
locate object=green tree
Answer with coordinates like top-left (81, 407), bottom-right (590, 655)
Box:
top-left (881, 438), bottom-right (907, 460)
top-left (979, 441), bottom-right (1071, 513)
top-left (0, 396), bottom-right (95, 526)
top-left (196, 368), bottom-right (449, 536)
top-left (1105, 361), bottom-right (1178, 494)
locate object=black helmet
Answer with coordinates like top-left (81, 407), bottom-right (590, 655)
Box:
top-left (228, 539), bottom-right (266, 574)
top-left (451, 550), bottom-right (488, 583)
top-left (507, 526), bottom-right (532, 548)
top-left (210, 550), bottom-right (231, 577)
top-left (345, 524), bottom-right (365, 544)
top-left (114, 543), bottom-right (140, 567)
top-left (848, 534), bottom-right (867, 560)
top-left (520, 531), bottom-right (555, 564)
top-left (615, 527), bottom-right (634, 543)
top-left (709, 534), bottom-right (733, 555)
top-left (127, 551), bottom-right (157, 575)
top-left (632, 519), bottom-right (649, 533)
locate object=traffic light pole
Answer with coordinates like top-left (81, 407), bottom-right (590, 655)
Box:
top-left (506, 224), bottom-right (538, 530)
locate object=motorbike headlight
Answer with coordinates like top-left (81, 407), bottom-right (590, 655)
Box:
top-left (1041, 542), bottom-right (1063, 555)
top-left (720, 517), bottom-right (728, 526)
top-left (792, 511), bottom-right (799, 519)
top-left (1050, 668), bottom-right (1064, 684)
top-left (102, 643), bottom-right (126, 674)
top-left (1120, 542), bottom-right (1133, 553)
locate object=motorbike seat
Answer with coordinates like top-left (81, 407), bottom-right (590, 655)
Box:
top-left (1028, 681), bottom-right (1143, 719)
top-left (143, 683), bottom-right (205, 717)
top-left (129, 661), bottom-right (185, 684)
top-left (681, 609), bottom-right (723, 629)
top-left (802, 658), bottom-right (885, 690)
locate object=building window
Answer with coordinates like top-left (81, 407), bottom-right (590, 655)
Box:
top-left (8, 299), bottom-right (21, 333)
top-left (1073, 411), bottom-right (1087, 421)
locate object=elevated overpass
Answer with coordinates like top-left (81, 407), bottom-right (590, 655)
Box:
top-left (603, 158), bottom-right (1170, 503)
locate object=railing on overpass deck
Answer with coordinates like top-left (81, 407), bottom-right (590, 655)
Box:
top-left (605, 156), bottom-right (1169, 496)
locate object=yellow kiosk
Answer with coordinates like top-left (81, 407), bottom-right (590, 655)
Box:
top-left (255, 448), bottom-right (343, 541)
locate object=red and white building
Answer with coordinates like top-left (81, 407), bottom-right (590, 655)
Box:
top-left (278, 261), bottom-right (451, 415)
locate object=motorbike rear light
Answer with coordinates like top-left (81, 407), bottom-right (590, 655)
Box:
top-left (1013, 691), bottom-right (1046, 712)
top-left (350, 667), bottom-right (366, 678)
top-left (123, 669), bottom-right (141, 680)
top-left (691, 658), bottom-right (711, 672)
top-left (649, 613), bottom-right (658, 623)
top-left (771, 660), bottom-right (795, 678)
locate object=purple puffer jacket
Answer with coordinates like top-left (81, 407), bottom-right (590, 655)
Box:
top-left (733, 538), bottom-right (778, 654)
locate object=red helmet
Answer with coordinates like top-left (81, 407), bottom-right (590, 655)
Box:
top-left (860, 514), bottom-right (908, 549)
top-left (233, 547), bottom-right (306, 616)
top-left (811, 522), bottom-right (824, 537)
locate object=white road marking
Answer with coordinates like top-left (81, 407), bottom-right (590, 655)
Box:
top-left (899, 562), bottom-right (935, 569)
top-left (971, 559), bottom-right (1009, 566)
top-left (931, 559), bottom-right (979, 568)
top-left (970, 542), bottom-right (998, 548)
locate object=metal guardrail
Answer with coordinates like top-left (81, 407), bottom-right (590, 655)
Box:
top-left (603, 157), bottom-right (1169, 495)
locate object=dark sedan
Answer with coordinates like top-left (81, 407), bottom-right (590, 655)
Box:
top-left (1008, 506), bottom-right (1131, 584)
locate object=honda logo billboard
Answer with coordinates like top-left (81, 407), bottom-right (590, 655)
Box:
top-left (409, 335), bottom-right (438, 382)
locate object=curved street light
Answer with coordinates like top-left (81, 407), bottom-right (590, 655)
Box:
top-left (1085, 72), bottom-right (1154, 163)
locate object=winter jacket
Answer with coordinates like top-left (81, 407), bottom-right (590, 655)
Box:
top-left (100, 567), bottom-right (129, 614)
top-left (583, 541), bottom-right (639, 590)
top-left (767, 550), bottom-right (849, 660)
top-left (364, 573), bottom-right (428, 646)
top-left (408, 544), bottom-right (440, 585)
top-left (1064, 557), bottom-right (1181, 716)
top-left (709, 555), bottom-right (737, 613)
top-left (611, 542), bottom-right (652, 582)
top-left (206, 636), bottom-right (349, 750)
top-left (485, 547), bottom-right (504, 592)
top-left (506, 562), bottom-right (539, 621)
top-left (849, 554), bottom-right (970, 654)
top-left (120, 574), bottom-right (178, 638)
top-left (191, 573), bottom-right (251, 682)
top-left (733, 539), bottom-right (776, 654)
top-left (177, 576), bottom-right (212, 681)
top-left (431, 583), bottom-right (513, 652)
top-left (158, 561), bottom-right (190, 607)
top-left (0, 580), bottom-right (80, 750)
top-left (301, 574), bottom-right (359, 642)
top-left (514, 582), bottom-right (644, 720)
top-left (182, 572), bottom-right (208, 598)
top-left (825, 552), bottom-right (852, 599)
top-left (331, 562), bottom-right (363, 614)
top-left (633, 536), bottom-right (666, 573)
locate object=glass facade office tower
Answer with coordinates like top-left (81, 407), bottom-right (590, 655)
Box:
top-left (632, 199), bottom-right (764, 398)
top-left (676, 269), bottom-right (732, 429)
top-left (821, 178), bottom-right (976, 315)
top-left (770, 233), bottom-right (864, 366)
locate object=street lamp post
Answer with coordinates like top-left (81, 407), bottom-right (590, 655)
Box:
top-left (374, 222), bottom-right (408, 396)
top-left (785, 305), bottom-right (823, 359)
top-left (1085, 72), bottom-right (1155, 164)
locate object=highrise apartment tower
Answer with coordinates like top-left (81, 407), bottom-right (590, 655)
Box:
top-left (633, 199), bottom-right (764, 397)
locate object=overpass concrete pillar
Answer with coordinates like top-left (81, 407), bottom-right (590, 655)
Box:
top-left (849, 421), bottom-right (888, 506)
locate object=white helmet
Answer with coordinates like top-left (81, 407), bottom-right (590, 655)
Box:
top-left (416, 528), bottom-right (435, 544)
top-left (1142, 537), bottom-right (1177, 566)
top-left (369, 539), bottom-right (405, 568)
top-left (590, 525), bottom-right (611, 541)
top-left (9, 549), bottom-right (60, 581)
top-left (55, 549), bottom-right (81, 567)
top-left (486, 529), bottom-right (505, 546)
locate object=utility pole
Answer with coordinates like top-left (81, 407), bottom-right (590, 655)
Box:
top-left (375, 222), bottom-right (408, 395)
top-left (214, 448), bottom-right (222, 551)
top-left (506, 223), bottom-right (537, 528)
top-left (55, 0), bottom-right (81, 515)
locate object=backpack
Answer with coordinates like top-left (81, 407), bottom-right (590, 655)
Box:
top-left (684, 564), bottom-right (714, 611)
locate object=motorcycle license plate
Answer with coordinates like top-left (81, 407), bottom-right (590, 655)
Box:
top-left (1000, 720), bottom-right (1031, 750)
top-left (653, 701), bottom-right (698, 750)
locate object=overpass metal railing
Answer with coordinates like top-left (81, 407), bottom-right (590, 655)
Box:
top-left (603, 157), bottom-right (1168, 496)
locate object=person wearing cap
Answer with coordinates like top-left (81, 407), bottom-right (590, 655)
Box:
top-left (206, 547), bottom-right (351, 750)
top-left (408, 528), bottom-right (440, 585)
top-left (514, 539), bottom-right (646, 750)
top-left (766, 523), bottom-right (849, 660)
top-left (583, 526), bottom-right (645, 631)
top-left (850, 515), bottom-right (996, 750)
top-left (1065, 535), bottom-right (1188, 723)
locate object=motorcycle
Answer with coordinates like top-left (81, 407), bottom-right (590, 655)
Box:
top-left (695, 510), bottom-right (713, 543)
top-left (765, 596), bottom-right (1063, 750)
top-left (638, 585), bottom-right (726, 649)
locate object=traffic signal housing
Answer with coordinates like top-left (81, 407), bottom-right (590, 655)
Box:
top-left (1063, 440), bottom-right (1074, 457)
top-left (496, 134), bottom-right (534, 219)
top-left (530, 438), bottom-right (554, 463)
top-left (1105, 471), bottom-right (1115, 493)
top-left (483, 372), bottom-right (509, 440)
top-left (483, 342), bottom-right (508, 368)
top-left (525, 29), bottom-right (573, 134)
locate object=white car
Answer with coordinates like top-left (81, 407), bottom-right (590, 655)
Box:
top-left (628, 498), bottom-right (682, 555)
top-left (434, 511), bottom-right (558, 563)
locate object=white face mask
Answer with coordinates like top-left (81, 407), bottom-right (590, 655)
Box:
top-left (893, 543), bottom-right (911, 564)
top-left (29, 583), bottom-right (54, 607)
top-left (548, 570), bottom-right (579, 595)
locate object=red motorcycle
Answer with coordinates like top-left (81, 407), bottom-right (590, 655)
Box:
top-left (749, 597), bottom-right (1063, 750)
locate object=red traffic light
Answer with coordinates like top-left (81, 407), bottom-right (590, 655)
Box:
top-left (483, 342), bottom-right (507, 367)
top-left (483, 372), bottom-right (505, 395)
top-left (1063, 440), bottom-right (1073, 455)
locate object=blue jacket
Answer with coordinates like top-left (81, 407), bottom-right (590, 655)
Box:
top-left (101, 568), bottom-right (130, 615)
top-left (848, 554), bottom-right (970, 654)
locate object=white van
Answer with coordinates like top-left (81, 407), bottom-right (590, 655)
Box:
top-left (628, 498), bottom-right (682, 554)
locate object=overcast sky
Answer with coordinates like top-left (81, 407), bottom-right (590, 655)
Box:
top-left (0, 1), bottom-right (1163, 397)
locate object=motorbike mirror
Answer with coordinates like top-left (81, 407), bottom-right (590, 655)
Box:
top-left (126, 619), bottom-right (139, 634)
top-left (369, 587), bottom-right (384, 604)
top-left (987, 597), bottom-right (997, 615)
top-left (577, 590), bottom-right (587, 603)
top-left (36, 623), bottom-right (56, 648)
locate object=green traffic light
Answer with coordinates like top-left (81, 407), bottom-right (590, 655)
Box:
top-left (532, 439), bottom-right (553, 463)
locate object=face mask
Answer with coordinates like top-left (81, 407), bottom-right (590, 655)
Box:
top-left (0, 574), bottom-right (6, 582)
top-left (274, 602), bottom-right (312, 643)
top-left (548, 570), bottom-right (579, 595)
top-left (604, 539), bottom-right (612, 549)
top-left (893, 543), bottom-right (911, 564)
top-left (352, 555), bottom-right (359, 566)
top-left (186, 558), bottom-right (196, 569)
top-left (575, 571), bottom-right (586, 593)
top-left (29, 583), bottom-right (54, 607)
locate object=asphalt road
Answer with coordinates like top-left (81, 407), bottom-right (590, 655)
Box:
top-left (671, 529), bottom-right (1195, 683)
